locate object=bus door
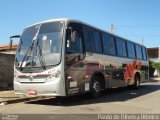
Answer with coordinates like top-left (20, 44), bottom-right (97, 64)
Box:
top-left (65, 23), bottom-right (86, 95)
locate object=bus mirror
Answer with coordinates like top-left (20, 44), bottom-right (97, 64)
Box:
top-left (71, 31), bottom-right (77, 42)
top-left (9, 35), bottom-right (21, 51)
top-left (10, 35), bottom-right (21, 43)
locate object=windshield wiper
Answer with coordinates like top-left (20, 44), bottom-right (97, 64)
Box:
top-left (19, 45), bottom-right (33, 71)
top-left (34, 38), bottom-right (46, 69)
top-left (19, 40), bottom-right (46, 71)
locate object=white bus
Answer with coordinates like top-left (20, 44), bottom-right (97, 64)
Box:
top-left (13, 18), bottom-right (149, 97)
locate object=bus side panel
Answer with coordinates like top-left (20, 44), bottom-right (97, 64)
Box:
top-left (64, 53), bottom-right (149, 96)
top-left (64, 53), bottom-right (108, 96)
top-left (64, 53), bottom-right (88, 96)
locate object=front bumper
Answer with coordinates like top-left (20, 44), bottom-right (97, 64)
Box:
top-left (14, 78), bottom-right (66, 96)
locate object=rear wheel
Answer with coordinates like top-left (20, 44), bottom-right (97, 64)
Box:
top-left (133, 75), bottom-right (140, 89)
top-left (91, 76), bottom-right (102, 97)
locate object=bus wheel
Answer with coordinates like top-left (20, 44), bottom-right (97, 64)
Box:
top-left (133, 75), bottom-right (140, 89)
top-left (91, 76), bottom-right (102, 97)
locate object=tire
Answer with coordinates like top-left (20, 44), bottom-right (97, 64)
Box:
top-left (133, 75), bottom-right (140, 89)
top-left (91, 76), bottom-right (102, 97)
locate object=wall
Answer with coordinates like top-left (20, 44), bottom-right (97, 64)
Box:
top-left (0, 53), bottom-right (15, 89)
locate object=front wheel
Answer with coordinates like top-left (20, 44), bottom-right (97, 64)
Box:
top-left (91, 76), bottom-right (102, 97)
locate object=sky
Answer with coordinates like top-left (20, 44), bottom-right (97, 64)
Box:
top-left (0, 0), bottom-right (160, 48)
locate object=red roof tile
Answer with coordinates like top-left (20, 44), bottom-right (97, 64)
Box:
top-left (0, 44), bottom-right (18, 51)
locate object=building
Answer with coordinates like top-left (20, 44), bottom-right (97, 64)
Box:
top-left (0, 44), bottom-right (18, 89)
top-left (147, 47), bottom-right (160, 77)
top-left (147, 47), bottom-right (160, 61)
top-left (0, 44), bottom-right (18, 54)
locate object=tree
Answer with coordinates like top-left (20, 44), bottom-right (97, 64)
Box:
top-left (152, 61), bottom-right (160, 77)
top-left (149, 61), bottom-right (155, 77)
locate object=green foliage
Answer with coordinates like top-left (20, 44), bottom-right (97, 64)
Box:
top-left (152, 62), bottom-right (160, 71)
top-left (149, 61), bottom-right (155, 77)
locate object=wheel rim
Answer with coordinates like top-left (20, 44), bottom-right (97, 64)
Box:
top-left (136, 78), bottom-right (140, 87)
top-left (93, 81), bottom-right (100, 93)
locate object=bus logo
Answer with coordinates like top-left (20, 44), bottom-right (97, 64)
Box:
top-left (124, 60), bottom-right (141, 81)
top-left (29, 76), bottom-right (33, 81)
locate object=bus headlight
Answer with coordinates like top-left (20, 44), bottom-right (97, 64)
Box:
top-left (46, 71), bottom-right (61, 82)
top-left (14, 70), bottom-right (20, 82)
top-left (14, 75), bottom-right (20, 82)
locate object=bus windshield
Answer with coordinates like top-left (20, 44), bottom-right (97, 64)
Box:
top-left (15, 21), bottom-right (63, 71)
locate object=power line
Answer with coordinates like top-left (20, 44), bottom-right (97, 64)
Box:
top-left (109, 24), bottom-right (160, 33)
top-left (116, 25), bottom-right (160, 28)
top-left (120, 35), bottom-right (160, 38)
top-left (109, 24), bottom-right (160, 38)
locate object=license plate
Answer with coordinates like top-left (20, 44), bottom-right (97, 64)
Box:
top-left (27, 90), bottom-right (37, 95)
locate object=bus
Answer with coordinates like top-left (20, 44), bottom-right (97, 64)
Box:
top-left (13, 18), bottom-right (149, 97)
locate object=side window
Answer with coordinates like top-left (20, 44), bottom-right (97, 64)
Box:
top-left (142, 47), bottom-right (147, 60)
top-left (110, 36), bottom-right (116, 55)
top-left (66, 31), bottom-right (83, 53)
top-left (66, 23), bottom-right (83, 53)
top-left (84, 27), bottom-right (93, 52)
top-left (135, 45), bottom-right (143, 59)
top-left (102, 33), bottom-right (110, 54)
top-left (116, 38), bottom-right (127, 57)
top-left (127, 42), bottom-right (135, 58)
top-left (93, 31), bottom-right (102, 53)
top-left (121, 40), bottom-right (127, 56)
top-left (102, 33), bottom-right (116, 55)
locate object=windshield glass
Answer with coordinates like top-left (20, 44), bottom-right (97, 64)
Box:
top-left (15, 21), bottom-right (63, 71)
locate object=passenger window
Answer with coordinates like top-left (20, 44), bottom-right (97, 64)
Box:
top-left (102, 33), bottom-right (116, 55)
top-left (66, 30), bottom-right (83, 53)
top-left (66, 23), bottom-right (84, 53)
top-left (127, 42), bottom-right (135, 58)
top-left (84, 27), bottom-right (93, 52)
top-left (93, 31), bottom-right (102, 53)
top-left (116, 38), bottom-right (127, 57)
top-left (110, 36), bottom-right (116, 55)
top-left (102, 33), bottom-right (110, 54)
top-left (135, 45), bottom-right (143, 59)
top-left (142, 47), bottom-right (147, 60)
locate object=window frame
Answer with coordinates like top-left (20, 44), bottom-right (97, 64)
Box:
top-left (101, 32), bottom-right (117, 56)
top-left (78, 22), bottom-right (148, 61)
top-left (83, 26), bottom-right (94, 52)
top-left (65, 22), bottom-right (85, 54)
top-left (93, 30), bottom-right (103, 53)
top-left (135, 44), bottom-right (143, 60)
top-left (142, 47), bottom-right (147, 61)
top-left (126, 41), bottom-right (136, 59)
top-left (116, 37), bottom-right (127, 57)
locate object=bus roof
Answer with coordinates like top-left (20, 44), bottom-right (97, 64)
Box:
top-left (27, 18), bottom-right (146, 48)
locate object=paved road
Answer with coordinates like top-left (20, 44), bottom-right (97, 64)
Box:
top-left (0, 79), bottom-right (160, 119)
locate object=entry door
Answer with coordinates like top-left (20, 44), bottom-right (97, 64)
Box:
top-left (65, 23), bottom-right (86, 95)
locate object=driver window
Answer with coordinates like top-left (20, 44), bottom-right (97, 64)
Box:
top-left (66, 23), bottom-right (83, 53)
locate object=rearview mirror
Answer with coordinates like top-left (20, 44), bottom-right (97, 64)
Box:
top-left (9, 35), bottom-right (21, 51)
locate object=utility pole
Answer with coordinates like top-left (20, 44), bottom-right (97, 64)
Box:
top-left (142, 37), bottom-right (144, 45)
top-left (110, 24), bottom-right (115, 33)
